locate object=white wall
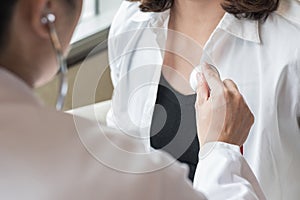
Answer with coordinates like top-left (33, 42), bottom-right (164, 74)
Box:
top-left (35, 50), bottom-right (113, 111)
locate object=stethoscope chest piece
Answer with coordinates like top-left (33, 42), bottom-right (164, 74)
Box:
top-left (189, 65), bottom-right (203, 92)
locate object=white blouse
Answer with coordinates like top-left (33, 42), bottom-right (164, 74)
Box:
top-left (107, 1), bottom-right (300, 199)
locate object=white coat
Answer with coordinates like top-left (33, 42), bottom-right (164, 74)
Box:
top-left (107, 1), bottom-right (300, 199)
top-left (0, 67), bottom-right (266, 199)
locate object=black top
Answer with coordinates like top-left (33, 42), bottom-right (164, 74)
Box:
top-left (150, 75), bottom-right (199, 181)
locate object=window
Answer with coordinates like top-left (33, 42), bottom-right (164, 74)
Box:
top-left (68, 0), bottom-right (123, 64)
top-left (81, 0), bottom-right (99, 22)
top-left (72, 0), bottom-right (123, 43)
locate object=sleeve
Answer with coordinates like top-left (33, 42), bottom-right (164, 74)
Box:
top-left (193, 142), bottom-right (266, 200)
top-left (277, 0), bottom-right (300, 26)
top-left (106, 15), bottom-right (120, 128)
top-left (106, 36), bottom-right (119, 128)
top-left (107, 1), bottom-right (139, 87)
top-left (106, 1), bottom-right (141, 128)
top-left (296, 57), bottom-right (300, 127)
top-left (107, 5), bottom-right (123, 87)
top-left (106, 30), bottom-right (119, 128)
top-left (106, 2), bottom-right (129, 128)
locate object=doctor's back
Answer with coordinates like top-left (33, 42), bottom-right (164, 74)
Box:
top-left (0, 69), bottom-right (204, 200)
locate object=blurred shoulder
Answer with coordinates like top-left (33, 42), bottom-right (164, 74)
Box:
top-left (110, 1), bottom-right (152, 36)
top-left (261, 0), bottom-right (300, 49)
top-left (276, 0), bottom-right (300, 26)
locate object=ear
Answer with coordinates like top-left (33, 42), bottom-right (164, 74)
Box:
top-left (29, 0), bottom-right (54, 39)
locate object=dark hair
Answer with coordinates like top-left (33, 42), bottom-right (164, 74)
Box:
top-left (128, 0), bottom-right (279, 21)
top-left (0, 0), bottom-right (18, 47)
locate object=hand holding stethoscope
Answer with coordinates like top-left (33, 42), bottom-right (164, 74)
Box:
top-left (191, 64), bottom-right (247, 154)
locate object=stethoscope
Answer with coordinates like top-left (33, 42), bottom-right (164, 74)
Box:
top-left (190, 64), bottom-right (219, 92)
top-left (41, 12), bottom-right (68, 111)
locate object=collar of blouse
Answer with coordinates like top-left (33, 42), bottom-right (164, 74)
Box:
top-left (129, 0), bottom-right (300, 44)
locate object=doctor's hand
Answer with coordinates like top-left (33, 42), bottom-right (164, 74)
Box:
top-left (195, 64), bottom-right (254, 148)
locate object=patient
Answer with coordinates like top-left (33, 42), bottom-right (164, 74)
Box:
top-left (107, 0), bottom-right (300, 199)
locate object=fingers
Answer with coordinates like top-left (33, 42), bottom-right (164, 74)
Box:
top-left (202, 63), bottom-right (221, 79)
top-left (202, 63), bottom-right (223, 96)
top-left (223, 79), bottom-right (239, 93)
top-left (196, 73), bottom-right (210, 105)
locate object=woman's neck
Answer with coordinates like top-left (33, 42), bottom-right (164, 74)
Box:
top-left (162, 0), bottom-right (226, 95)
top-left (171, 0), bottom-right (225, 24)
top-left (169, 0), bottom-right (225, 47)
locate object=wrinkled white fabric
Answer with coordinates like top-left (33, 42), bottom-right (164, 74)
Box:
top-left (107, 1), bottom-right (300, 199)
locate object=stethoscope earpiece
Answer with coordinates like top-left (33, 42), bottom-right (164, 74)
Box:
top-left (41, 13), bottom-right (56, 25)
top-left (41, 11), bottom-right (68, 111)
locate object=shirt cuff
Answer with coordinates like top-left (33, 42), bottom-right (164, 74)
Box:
top-left (199, 142), bottom-right (241, 160)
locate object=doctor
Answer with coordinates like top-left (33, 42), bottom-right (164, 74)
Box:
top-left (0, 0), bottom-right (265, 199)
